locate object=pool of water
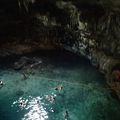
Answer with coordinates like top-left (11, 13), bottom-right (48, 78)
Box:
top-left (0, 50), bottom-right (120, 120)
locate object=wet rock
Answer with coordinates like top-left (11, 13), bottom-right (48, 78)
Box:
top-left (53, 2), bottom-right (120, 98)
top-left (13, 56), bottom-right (42, 70)
top-left (13, 56), bottom-right (28, 70)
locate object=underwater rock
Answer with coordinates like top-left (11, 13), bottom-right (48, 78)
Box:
top-left (13, 56), bottom-right (42, 70)
top-left (13, 57), bottom-right (28, 70)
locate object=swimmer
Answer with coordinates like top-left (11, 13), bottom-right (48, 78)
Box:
top-left (37, 100), bottom-right (39, 104)
top-left (50, 96), bottom-right (56, 103)
top-left (64, 110), bottom-right (69, 119)
top-left (45, 95), bottom-right (55, 103)
top-left (19, 101), bottom-right (26, 109)
top-left (54, 85), bottom-right (63, 92)
top-left (0, 80), bottom-right (4, 87)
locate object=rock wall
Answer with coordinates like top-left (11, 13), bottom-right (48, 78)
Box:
top-left (55, 1), bottom-right (120, 98)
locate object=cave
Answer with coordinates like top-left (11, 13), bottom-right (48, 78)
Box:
top-left (0, 0), bottom-right (120, 120)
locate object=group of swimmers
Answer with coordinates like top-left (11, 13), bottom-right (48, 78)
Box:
top-left (45, 85), bottom-right (63, 102)
top-left (3, 75), bottom-right (69, 119)
top-left (45, 85), bottom-right (69, 119)
top-left (55, 85), bottom-right (69, 119)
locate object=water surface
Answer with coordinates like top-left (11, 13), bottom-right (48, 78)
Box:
top-left (0, 50), bottom-right (120, 120)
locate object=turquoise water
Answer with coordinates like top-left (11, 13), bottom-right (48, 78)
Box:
top-left (0, 50), bottom-right (120, 120)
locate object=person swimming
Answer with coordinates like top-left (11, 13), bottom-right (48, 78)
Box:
top-left (0, 80), bottom-right (4, 87)
top-left (19, 101), bottom-right (26, 109)
top-left (64, 110), bottom-right (69, 119)
top-left (45, 95), bottom-right (56, 103)
top-left (54, 85), bottom-right (63, 92)
top-left (50, 96), bottom-right (56, 103)
top-left (37, 100), bottom-right (39, 104)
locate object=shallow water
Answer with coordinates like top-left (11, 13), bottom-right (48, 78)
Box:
top-left (0, 50), bottom-right (120, 120)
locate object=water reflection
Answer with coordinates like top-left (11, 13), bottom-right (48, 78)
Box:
top-left (12, 96), bottom-right (48, 120)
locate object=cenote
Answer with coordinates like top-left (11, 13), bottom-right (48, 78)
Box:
top-left (0, 0), bottom-right (120, 120)
top-left (0, 50), bottom-right (120, 120)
